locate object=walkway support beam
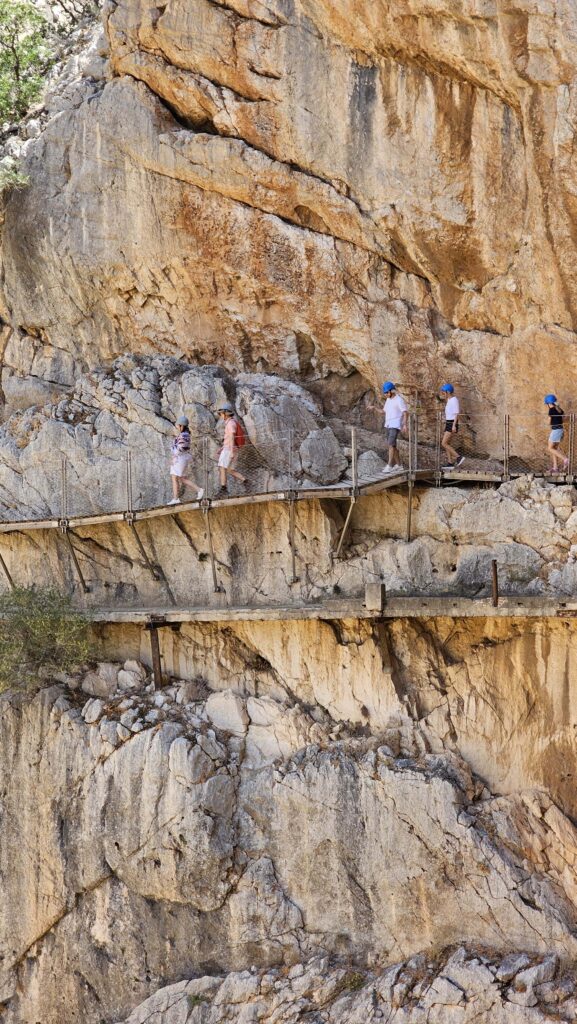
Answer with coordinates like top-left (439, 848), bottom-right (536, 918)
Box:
top-left (289, 498), bottom-right (299, 584)
top-left (492, 559), bottom-right (499, 607)
top-left (125, 514), bottom-right (162, 581)
top-left (59, 521), bottom-right (90, 594)
top-left (202, 504), bottom-right (223, 594)
top-left (334, 427), bottom-right (358, 559)
top-left (148, 624), bottom-right (162, 689)
top-left (0, 551), bottom-right (14, 590)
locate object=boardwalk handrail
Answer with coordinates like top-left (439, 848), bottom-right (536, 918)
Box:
top-left (0, 411), bottom-right (573, 528)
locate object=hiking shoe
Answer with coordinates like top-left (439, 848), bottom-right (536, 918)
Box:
top-left (455, 456), bottom-right (465, 467)
top-left (381, 465), bottom-right (396, 474)
top-left (442, 463), bottom-right (456, 470)
top-left (168, 498), bottom-right (181, 505)
top-left (196, 488), bottom-right (204, 500)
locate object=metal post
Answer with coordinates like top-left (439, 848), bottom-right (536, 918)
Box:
top-left (406, 483), bottom-right (414, 543)
top-left (289, 498), bottom-right (298, 583)
top-left (491, 559), bottom-right (499, 607)
top-left (408, 414), bottom-right (414, 476)
top-left (61, 457), bottom-right (68, 520)
top-left (288, 428), bottom-right (294, 491)
top-left (413, 412), bottom-right (419, 474)
top-left (569, 414), bottom-right (575, 478)
top-left (435, 412), bottom-right (442, 485)
top-left (148, 625), bottom-right (162, 690)
top-left (203, 436), bottom-right (210, 500)
top-left (126, 450), bottom-right (133, 513)
top-left (503, 415), bottom-right (510, 480)
top-left (351, 426), bottom-right (358, 492)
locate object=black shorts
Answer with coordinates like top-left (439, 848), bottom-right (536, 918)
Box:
top-left (445, 420), bottom-right (458, 433)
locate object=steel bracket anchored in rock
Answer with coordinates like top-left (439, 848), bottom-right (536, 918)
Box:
top-left (287, 494), bottom-right (299, 584)
top-left (58, 518), bottom-right (90, 594)
top-left (123, 511), bottom-right (162, 582)
top-left (201, 501), bottom-right (225, 594)
top-left (144, 616), bottom-right (182, 687)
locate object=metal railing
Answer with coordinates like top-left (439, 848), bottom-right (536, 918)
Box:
top-left (0, 411), bottom-right (573, 525)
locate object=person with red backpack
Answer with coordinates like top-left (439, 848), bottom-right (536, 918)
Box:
top-left (217, 402), bottom-right (247, 494)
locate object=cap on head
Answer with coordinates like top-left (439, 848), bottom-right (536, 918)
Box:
top-left (176, 415), bottom-right (189, 426)
top-left (544, 394), bottom-right (557, 405)
top-left (382, 381), bottom-right (395, 394)
top-left (440, 383), bottom-right (454, 394)
top-left (218, 401), bottom-right (234, 413)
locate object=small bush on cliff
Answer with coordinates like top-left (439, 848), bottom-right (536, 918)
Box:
top-left (0, 0), bottom-right (52, 122)
top-left (0, 159), bottom-right (27, 192)
top-left (0, 586), bottom-right (92, 691)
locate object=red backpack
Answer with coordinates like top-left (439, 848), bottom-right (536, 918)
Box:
top-left (234, 419), bottom-right (247, 448)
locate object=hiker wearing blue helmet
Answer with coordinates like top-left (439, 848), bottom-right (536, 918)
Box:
top-left (544, 394), bottom-right (569, 474)
top-left (369, 381), bottom-right (408, 473)
top-left (438, 384), bottom-right (464, 470)
top-left (168, 415), bottom-right (204, 505)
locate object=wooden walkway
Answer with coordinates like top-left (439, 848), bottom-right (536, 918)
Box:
top-left (0, 467), bottom-right (425, 534)
top-left (89, 595), bottom-right (577, 624)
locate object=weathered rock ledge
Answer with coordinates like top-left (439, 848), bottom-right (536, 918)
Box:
top-left (2, 674), bottom-right (577, 1022)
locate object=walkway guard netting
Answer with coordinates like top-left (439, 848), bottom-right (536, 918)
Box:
top-left (0, 413), bottom-right (574, 523)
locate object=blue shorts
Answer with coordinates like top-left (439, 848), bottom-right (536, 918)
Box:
top-left (550, 428), bottom-right (564, 444)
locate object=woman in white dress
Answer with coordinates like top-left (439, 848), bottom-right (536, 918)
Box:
top-left (168, 416), bottom-right (204, 505)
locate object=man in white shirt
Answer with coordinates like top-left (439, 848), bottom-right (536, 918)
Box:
top-left (439, 384), bottom-right (464, 469)
top-left (370, 381), bottom-right (408, 473)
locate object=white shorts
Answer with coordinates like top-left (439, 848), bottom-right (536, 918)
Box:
top-left (218, 448), bottom-right (236, 469)
top-left (170, 454), bottom-right (191, 477)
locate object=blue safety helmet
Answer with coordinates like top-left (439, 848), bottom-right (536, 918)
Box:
top-left (544, 394), bottom-right (557, 404)
top-left (440, 383), bottom-right (454, 393)
top-left (382, 381), bottom-right (396, 394)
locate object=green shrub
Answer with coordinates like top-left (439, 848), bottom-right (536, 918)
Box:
top-left (0, 586), bottom-right (93, 691)
top-left (187, 993), bottom-right (211, 1009)
top-left (0, 0), bottom-right (53, 122)
top-left (0, 162), bottom-right (28, 192)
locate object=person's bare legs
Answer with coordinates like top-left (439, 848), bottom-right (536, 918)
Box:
top-left (548, 440), bottom-right (568, 472)
top-left (442, 431), bottom-right (459, 464)
top-left (181, 475), bottom-right (203, 497)
top-left (388, 445), bottom-right (400, 467)
top-left (171, 475), bottom-right (181, 500)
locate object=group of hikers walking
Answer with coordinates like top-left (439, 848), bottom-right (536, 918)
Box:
top-left (168, 403), bottom-right (247, 505)
top-left (167, 385), bottom-right (571, 502)
top-left (375, 382), bottom-right (570, 475)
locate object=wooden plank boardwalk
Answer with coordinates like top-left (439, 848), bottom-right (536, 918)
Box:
top-left (88, 595), bottom-right (577, 625)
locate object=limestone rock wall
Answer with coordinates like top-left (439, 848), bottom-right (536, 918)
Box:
top-left (3, 673), bottom-right (577, 1022)
top-left (2, 1), bottom-right (577, 431)
top-left (1, 1), bottom-right (577, 1022)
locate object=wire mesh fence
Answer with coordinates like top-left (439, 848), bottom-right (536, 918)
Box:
top-left (429, 412), bottom-right (506, 476)
top-left (1, 411), bottom-right (576, 526)
top-left (507, 413), bottom-right (576, 477)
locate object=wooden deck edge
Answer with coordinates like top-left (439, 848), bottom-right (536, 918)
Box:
top-left (86, 596), bottom-right (577, 625)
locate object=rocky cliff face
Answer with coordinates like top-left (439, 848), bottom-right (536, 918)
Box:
top-left (3, 1), bottom-right (577, 426)
top-left (1, 1), bottom-right (577, 1023)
